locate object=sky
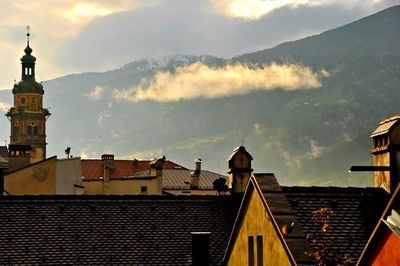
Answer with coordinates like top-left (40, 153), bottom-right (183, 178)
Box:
top-left (0, 0), bottom-right (397, 90)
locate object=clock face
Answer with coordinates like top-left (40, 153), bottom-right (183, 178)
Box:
top-left (32, 166), bottom-right (48, 182)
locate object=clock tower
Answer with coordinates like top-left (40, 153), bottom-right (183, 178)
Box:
top-left (6, 27), bottom-right (50, 164)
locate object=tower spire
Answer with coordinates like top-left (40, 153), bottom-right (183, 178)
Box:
top-left (26, 25), bottom-right (30, 47)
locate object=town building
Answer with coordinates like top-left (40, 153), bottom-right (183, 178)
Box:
top-left (82, 154), bottom-right (227, 195)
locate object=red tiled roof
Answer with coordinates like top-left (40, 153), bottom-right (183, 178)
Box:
top-left (82, 159), bottom-right (186, 180)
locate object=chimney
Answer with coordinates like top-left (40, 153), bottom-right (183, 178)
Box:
top-left (191, 232), bottom-right (210, 266)
top-left (227, 146), bottom-right (253, 194)
top-left (370, 115), bottom-right (400, 193)
top-left (101, 154), bottom-right (114, 185)
top-left (190, 158), bottom-right (202, 189)
top-left (8, 144), bottom-right (32, 172)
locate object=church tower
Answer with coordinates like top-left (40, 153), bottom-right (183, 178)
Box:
top-left (6, 27), bottom-right (50, 164)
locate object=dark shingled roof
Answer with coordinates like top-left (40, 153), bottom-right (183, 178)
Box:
top-left (282, 186), bottom-right (389, 264)
top-left (0, 195), bottom-right (241, 265)
top-left (254, 174), bottom-right (315, 265)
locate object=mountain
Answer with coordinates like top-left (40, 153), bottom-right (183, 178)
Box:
top-left (1, 6), bottom-right (399, 186)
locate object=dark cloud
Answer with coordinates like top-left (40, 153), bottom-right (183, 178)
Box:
top-left (56, 0), bottom-right (398, 72)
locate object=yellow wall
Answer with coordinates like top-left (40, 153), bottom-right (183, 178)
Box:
top-left (5, 157), bottom-right (57, 195)
top-left (83, 177), bottom-right (162, 195)
top-left (227, 188), bottom-right (292, 266)
top-left (373, 152), bottom-right (391, 191)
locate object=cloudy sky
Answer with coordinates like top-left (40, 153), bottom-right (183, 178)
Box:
top-left (0, 0), bottom-right (397, 90)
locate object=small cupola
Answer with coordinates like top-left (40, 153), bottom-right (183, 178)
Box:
top-left (21, 26), bottom-right (36, 81)
top-left (227, 146), bottom-right (253, 193)
top-left (13, 26), bottom-right (44, 95)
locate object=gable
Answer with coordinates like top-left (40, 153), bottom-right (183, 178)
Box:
top-left (225, 184), bottom-right (293, 266)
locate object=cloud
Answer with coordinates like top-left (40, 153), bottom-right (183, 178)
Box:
top-left (113, 62), bottom-right (325, 102)
top-left (86, 86), bottom-right (104, 101)
top-left (307, 139), bottom-right (331, 159)
top-left (211, 0), bottom-right (389, 20)
top-left (0, 0), bottom-right (394, 90)
top-left (0, 1), bottom-right (161, 89)
top-left (0, 101), bottom-right (10, 112)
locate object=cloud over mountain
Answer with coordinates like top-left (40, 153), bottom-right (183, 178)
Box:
top-left (113, 62), bottom-right (325, 102)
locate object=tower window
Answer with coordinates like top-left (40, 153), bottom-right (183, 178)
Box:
top-left (28, 125), bottom-right (33, 135)
top-left (28, 121), bottom-right (38, 136)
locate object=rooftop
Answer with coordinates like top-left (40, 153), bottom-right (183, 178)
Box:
top-left (283, 186), bottom-right (389, 264)
top-left (0, 194), bottom-right (241, 265)
top-left (134, 169), bottom-right (227, 190)
top-left (82, 159), bottom-right (186, 180)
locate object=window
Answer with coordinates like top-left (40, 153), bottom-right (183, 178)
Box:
top-left (257, 235), bottom-right (263, 266)
top-left (141, 186), bottom-right (148, 195)
top-left (28, 121), bottom-right (38, 136)
top-left (248, 236), bottom-right (254, 266)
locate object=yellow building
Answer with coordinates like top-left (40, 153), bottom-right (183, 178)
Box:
top-left (82, 155), bottom-right (164, 195)
top-left (4, 156), bottom-right (83, 195)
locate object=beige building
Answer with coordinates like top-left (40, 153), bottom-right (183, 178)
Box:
top-left (4, 156), bottom-right (83, 195)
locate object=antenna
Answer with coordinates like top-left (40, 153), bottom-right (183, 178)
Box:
top-left (241, 139), bottom-right (245, 146)
top-left (26, 25), bottom-right (30, 45)
top-left (65, 147), bottom-right (71, 158)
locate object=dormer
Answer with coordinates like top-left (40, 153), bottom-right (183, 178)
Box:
top-left (370, 115), bottom-right (400, 193)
